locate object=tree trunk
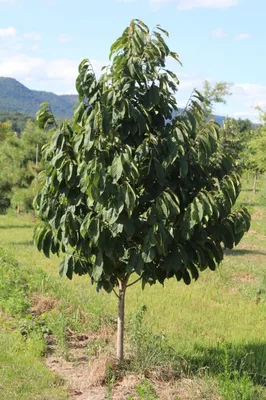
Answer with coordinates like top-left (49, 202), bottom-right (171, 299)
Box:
top-left (253, 171), bottom-right (258, 195)
top-left (117, 278), bottom-right (127, 362)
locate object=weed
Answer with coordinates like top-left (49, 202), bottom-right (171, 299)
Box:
top-left (0, 247), bottom-right (31, 316)
top-left (105, 363), bottom-right (116, 400)
top-left (127, 379), bottom-right (159, 400)
top-left (87, 337), bottom-right (107, 357)
top-left (128, 305), bottom-right (183, 379)
top-left (217, 345), bottom-right (263, 400)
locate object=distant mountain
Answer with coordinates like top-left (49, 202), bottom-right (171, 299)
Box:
top-left (0, 77), bottom-right (78, 118)
top-left (0, 77), bottom-right (227, 124)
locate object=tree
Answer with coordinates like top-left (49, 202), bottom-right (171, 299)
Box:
top-left (0, 120), bottom-right (48, 212)
top-left (241, 107), bottom-right (266, 194)
top-left (0, 121), bottom-right (15, 142)
top-left (34, 19), bottom-right (250, 361)
top-left (219, 117), bottom-right (251, 171)
top-left (202, 80), bottom-right (232, 118)
top-left (244, 132), bottom-right (266, 194)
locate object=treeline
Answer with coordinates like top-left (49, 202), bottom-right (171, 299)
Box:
top-left (0, 110), bottom-right (33, 134)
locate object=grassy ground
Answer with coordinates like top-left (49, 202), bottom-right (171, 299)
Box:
top-left (1, 179), bottom-right (266, 399)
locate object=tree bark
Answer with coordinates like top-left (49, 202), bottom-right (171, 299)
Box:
top-left (253, 170), bottom-right (258, 195)
top-left (116, 278), bottom-right (127, 361)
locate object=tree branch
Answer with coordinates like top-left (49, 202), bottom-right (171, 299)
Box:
top-left (112, 288), bottom-right (119, 299)
top-left (126, 276), bottom-right (142, 288)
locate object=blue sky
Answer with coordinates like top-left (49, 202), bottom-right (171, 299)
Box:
top-left (0, 0), bottom-right (265, 121)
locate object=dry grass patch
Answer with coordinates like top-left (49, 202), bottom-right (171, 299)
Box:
top-left (29, 293), bottom-right (58, 316)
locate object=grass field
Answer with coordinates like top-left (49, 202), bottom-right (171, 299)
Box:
top-left (1, 179), bottom-right (266, 399)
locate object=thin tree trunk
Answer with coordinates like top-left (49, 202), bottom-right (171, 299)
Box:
top-left (253, 170), bottom-right (258, 194)
top-left (116, 278), bottom-right (127, 361)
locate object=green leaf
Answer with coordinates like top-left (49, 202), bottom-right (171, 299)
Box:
top-left (43, 230), bottom-right (52, 258)
top-left (110, 154), bottom-right (123, 183)
top-left (59, 254), bottom-right (73, 278)
top-left (182, 269), bottom-right (191, 285)
top-left (109, 223), bottom-right (123, 237)
top-left (154, 158), bottom-right (165, 186)
top-left (221, 222), bottom-right (235, 249)
top-left (92, 252), bottom-right (103, 281)
top-left (156, 25), bottom-right (169, 37)
top-left (180, 155), bottom-right (188, 178)
top-left (88, 218), bottom-right (100, 244)
top-left (34, 225), bottom-right (47, 252)
top-left (142, 246), bottom-right (156, 263)
top-left (165, 247), bottom-right (182, 273)
top-left (125, 182), bottom-right (136, 216)
top-left (149, 85), bottom-right (160, 106)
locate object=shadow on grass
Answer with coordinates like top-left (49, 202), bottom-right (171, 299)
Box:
top-left (241, 188), bottom-right (261, 193)
top-left (0, 225), bottom-right (32, 229)
top-left (225, 249), bottom-right (266, 257)
top-left (186, 342), bottom-right (266, 386)
top-left (238, 202), bottom-right (259, 207)
top-left (9, 241), bottom-right (33, 246)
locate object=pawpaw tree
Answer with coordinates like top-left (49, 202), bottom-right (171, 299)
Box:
top-left (34, 19), bottom-right (250, 361)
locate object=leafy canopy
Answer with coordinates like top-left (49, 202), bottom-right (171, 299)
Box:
top-left (34, 19), bottom-right (250, 292)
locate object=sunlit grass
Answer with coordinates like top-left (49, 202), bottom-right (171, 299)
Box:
top-left (0, 326), bottom-right (67, 400)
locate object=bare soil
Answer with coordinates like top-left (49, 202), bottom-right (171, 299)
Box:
top-left (44, 328), bottom-right (221, 400)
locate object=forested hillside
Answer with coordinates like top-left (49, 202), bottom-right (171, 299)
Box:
top-left (0, 77), bottom-right (78, 118)
top-left (0, 111), bottom-right (33, 133)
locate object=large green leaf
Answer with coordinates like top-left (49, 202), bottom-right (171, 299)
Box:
top-left (110, 154), bottom-right (123, 183)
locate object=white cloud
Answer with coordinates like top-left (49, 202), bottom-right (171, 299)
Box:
top-left (233, 83), bottom-right (266, 106)
top-left (57, 34), bottom-right (72, 43)
top-left (31, 44), bottom-right (40, 52)
top-left (23, 32), bottom-right (41, 41)
top-left (212, 28), bottom-right (227, 39)
top-left (234, 33), bottom-right (251, 41)
top-left (149, 0), bottom-right (239, 11)
top-left (0, 26), bottom-right (16, 37)
top-left (0, 54), bottom-right (105, 93)
top-left (222, 83), bottom-right (266, 122)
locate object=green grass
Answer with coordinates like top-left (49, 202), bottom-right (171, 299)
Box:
top-left (0, 249), bottom-right (68, 399)
top-left (0, 324), bottom-right (67, 400)
top-left (1, 179), bottom-right (266, 398)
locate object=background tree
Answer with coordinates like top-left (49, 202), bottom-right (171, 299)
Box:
top-left (34, 19), bottom-right (250, 361)
top-left (0, 121), bottom-right (15, 142)
top-left (240, 107), bottom-right (266, 194)
top-left (219, 117), bottom-right (252, 172)
top-left (202, 80), bottom-right (232, 118)
top-left (0, 120), bottom-right (48, 212)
